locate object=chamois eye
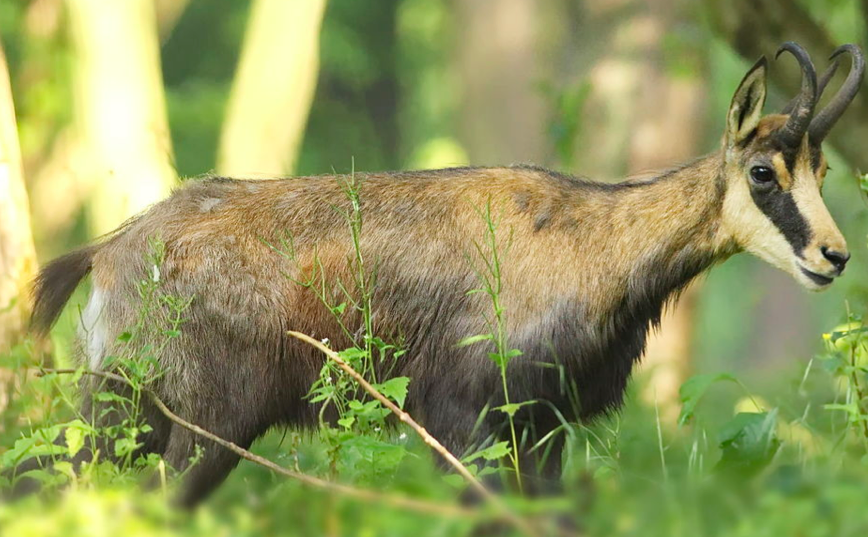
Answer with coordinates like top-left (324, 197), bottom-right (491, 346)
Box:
top-left (750, 166), bottom-right (776, 185)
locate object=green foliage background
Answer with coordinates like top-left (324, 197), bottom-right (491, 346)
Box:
top-left (3, 0), bottom-right (868, 535)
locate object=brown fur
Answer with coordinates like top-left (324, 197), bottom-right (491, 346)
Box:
top-left (17, 47), bottom-right (858, 506)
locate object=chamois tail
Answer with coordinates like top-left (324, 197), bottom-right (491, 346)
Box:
top-left (31, 245), bottom-right (99, 335)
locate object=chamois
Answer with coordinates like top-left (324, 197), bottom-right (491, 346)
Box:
top-left (16, 42), bottom-right (865, 505)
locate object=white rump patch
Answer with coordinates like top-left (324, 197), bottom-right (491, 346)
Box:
top-left (79, 287), bottom-right (108, 371)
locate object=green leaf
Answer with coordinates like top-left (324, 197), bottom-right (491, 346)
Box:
top-left (830, 326), bottom-right (868, 343)
top-left (442, 473), bottom-right (467, 489)
top-left (340, 435), bottom-right (407, 472)
top-left (94, 391), bottom-right (130, 404)
top-left (65, 426), bottom-right (84, 458)
top-left (331, 302), bottom-right (347, 315)
top-left (337, 416), bottom-right (355, 429)
top-left (114, 437), bottom-right (143, 458)
top-left (678, 373), bottom-right (737, 426)
top-left (377, 377), bottom-right (410, 408)
top-left (339, 348), bottom-right (367, 363)
top-left (456, 334), bottom-right (493, 347)
top-left (462, 441), bottom-right (511, 463)
top-left (715, 410), bottom-right (781, 477)
top-left (494, 400), bottom-right (536, 417)
top-left (487, 348), bottom-right (523, 368)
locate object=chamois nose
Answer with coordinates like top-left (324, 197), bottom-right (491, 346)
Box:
top-left (821, 246), bottom-right (850, 274)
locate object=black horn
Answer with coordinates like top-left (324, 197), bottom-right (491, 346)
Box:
top-left (808, 44), bottom-right (865, 144)
top-left (782, 58), bottom-right (839, 115)
top-left (775, 42), bottom-right (818, 147)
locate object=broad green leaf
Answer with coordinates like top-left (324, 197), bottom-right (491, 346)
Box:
top-left (337, 416), bottom-right (355, 429)
top-left (462, 441), bottom-right (510, 463)
top-left (65, 427), bottom-right (84, 458)
top-left (340, 435), bottom-right (407, 472)
top-left (678, 373), bottom-right (737, 426)
top-left (53, 461), bottom-right (75, 480)
top-left (339, 348), bottom-right (367, 363)
top-left (715, 410), bottom-right (781, 477)
top-left (0, 427), bottom-right (65, 467)
top-left (94, 391), bottom-right (129, 404)
top-left (114, 437), bottom-right (143, 458)
top-left (377, 377), bottom-right (410, 408)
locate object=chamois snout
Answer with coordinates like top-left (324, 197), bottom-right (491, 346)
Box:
top-left (821, 246), bottom-right (850, 274)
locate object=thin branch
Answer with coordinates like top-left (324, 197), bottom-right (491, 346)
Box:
top-left (36, 368), bottom-right (480, 521)
top-left (287, 331), bottom-right (541, 537)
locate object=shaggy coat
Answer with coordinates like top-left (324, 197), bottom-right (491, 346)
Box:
top-left (22, 42), bottom-right (863, 505)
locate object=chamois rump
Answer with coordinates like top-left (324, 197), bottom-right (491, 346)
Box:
top-left (19, 42), bottom-right (865, 505)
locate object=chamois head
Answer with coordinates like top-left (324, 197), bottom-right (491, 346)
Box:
top-left (720, 42), bottom-right (864, 291)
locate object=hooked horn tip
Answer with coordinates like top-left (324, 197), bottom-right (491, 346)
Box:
top-left (829, 44), bottom-right (863, 62)
top-left (775, 41), bottom-right (802, 60)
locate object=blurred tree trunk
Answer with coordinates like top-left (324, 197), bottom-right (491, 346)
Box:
top-left (632, 74), bottom-right (707, 423)
top-left (627, 1), bottom-right (707, 423)
top-left (0, 44), bottom-right (37, 350)
top-left (67, 0), bottom-right (177, 236)
top-left (454, 0), bottom-right (547, 164)
top-left (0, 42), bottom-right (38, 415)
top-left (572, 0), bottom-right (708, 420)
top-left (154, 0), bottom-right (191, 42)
top-left (217, 0), bottom-right (327, 177)
top-left (707, 0), bottom-right (868, 173)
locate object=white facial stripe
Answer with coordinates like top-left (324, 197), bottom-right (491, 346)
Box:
top-left (790, 173), bottom-right (847, 266)
top-left (722, 171), bottom-right (794, 271)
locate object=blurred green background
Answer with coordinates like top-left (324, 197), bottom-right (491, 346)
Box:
top-left (2, 0), bottom-right (868, 535)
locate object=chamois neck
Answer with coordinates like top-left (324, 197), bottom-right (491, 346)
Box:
top-left (581, 153), bottom-right (730, 319)
top-left (615, 153), bottom-right (728, 256)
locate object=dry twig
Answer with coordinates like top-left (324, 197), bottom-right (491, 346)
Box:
top-left (37, 368), bottom-right (480, 521)
top-left (287, 331), bottom-right (540, 537)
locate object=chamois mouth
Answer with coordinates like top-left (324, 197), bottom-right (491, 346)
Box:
top-left (800, 266), bottom-right (835, 287)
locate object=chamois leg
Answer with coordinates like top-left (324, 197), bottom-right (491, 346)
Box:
top-left (160, 426), bottom-right (252, 507)
top-left (157, 388), bottom-right (268, 508)
top-left (518, 429), bottom-right (565, 496)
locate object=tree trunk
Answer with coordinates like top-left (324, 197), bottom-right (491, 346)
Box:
top-left (571, 0), bottom-right (708, 420)
top-left (0, 42), bottom-right (39, 417)
top-left (67, 0), bottom-right (177, 236)
top-left (0, 43), bottom-right (38, 350)
top-left (217, 0), bottom-right (327, 177)
top-left (454, 0), bottom-right (547, 165)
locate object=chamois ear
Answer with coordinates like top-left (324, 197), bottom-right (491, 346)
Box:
top-left (726, 57), bottom-right (768, 146)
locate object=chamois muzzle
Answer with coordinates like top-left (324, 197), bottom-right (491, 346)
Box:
top-left (821, 246), bottom-right (850, 274)
top-left (809, 44), bottom-right (866, 144)
top-left (775, 42), bottom-right (817, 147)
